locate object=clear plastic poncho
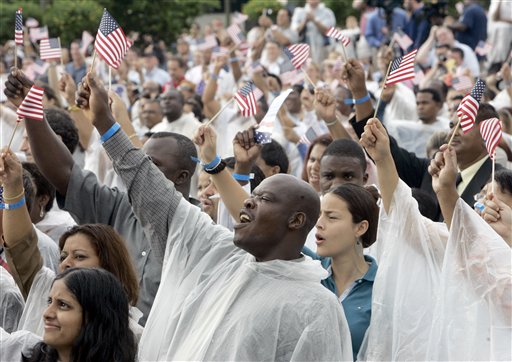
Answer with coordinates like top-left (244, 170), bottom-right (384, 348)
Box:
top-left (359, 180), bottom-right (512, 361)
top-left (0, 267), bottom-right (24, 333)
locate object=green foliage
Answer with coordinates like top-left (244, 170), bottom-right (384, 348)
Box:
top-left (242, 0), bottom-right (282, 21)
top-left (323, 0), bottom-right (357, 27)
top-left (0, 0), bottom-right (220, 47)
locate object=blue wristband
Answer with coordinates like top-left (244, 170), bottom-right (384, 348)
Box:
top-left (232, 173), bottom-right (254, 181)
top-left (344, 93), bottom-right (371, 105)
top-left (100, 122), bottom-right (121, 143)
top-left (0, 197), bottom-right (26, 210)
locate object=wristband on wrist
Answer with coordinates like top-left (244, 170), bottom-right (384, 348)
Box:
top-left (232, 173), bottom-right (254, 181)
top-left (229, 57), bottom-right (239, 63)
top-left (0, 197), bottom-right (26, 210)
top-left (68, 105), bottom-right (81, 112)
top-left (191, 155), bottom-right (223, 170)
top-left (343, 93), bottom-right (371, 105)
top-left (2, 188), bottom-right (25, 201)
top-left (204, 160), bottom-right (227, 174)
top-left (100, 122), bottom-right (121, 143)
top-left (324, 119), bottom-right (338, 127)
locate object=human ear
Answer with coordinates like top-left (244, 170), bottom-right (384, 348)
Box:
top-left (355, 220), bottom-right (369, 238)
top-left (288, 212), bottom-right (306, 230)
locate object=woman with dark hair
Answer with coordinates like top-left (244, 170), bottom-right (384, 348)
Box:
top-left (301, 134), bottom-right (333, 193)
top-left (0, 149), bottom-right (142, 339)
top-left (2, 268), bottom-right (137, 362)
top-left (303, 183), bottom-right (379, 360)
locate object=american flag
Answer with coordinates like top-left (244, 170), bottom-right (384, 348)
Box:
top-left (29, 26), bottom-right (48, 43)
top-left (40, 38), bottom-right (62, 60)
top-left (81, 30), bottom-right (94, 54)
top-left (299, 126), bottom-right (320, 145)
top-left (452, 76), bottom-right (473, 91)
top-left (95, 9), bottom-right (132, 69)
top-left (284, 43), bottom-right (310, 70)
top-left (392, 31), bottom-right (413, 51)
top-left (457, 79), bottom-right (485, 133)
top-left (325, 27), bottom-right (350, 47)
top-left (280, 69), bottom-right (305, 86)
top-left (227, 24), bottom-right (245, 45)
top-left (475, 41), bottom-right (492, 57)
top-left (479, 117), bottom-right (502, 159)
top-left (196, 35), bottom-right (217, 51)
top-left (17, 85), bottom-right (44, 121)
top-left (385, 49), bottom-right (417, 86)
top-left (255, 89), bottom-right (293, 144)
top-left (255, 131), bottom-right (272, 144)
top-left (235, 82), bottom-right (258, 117)
top-left (232, 12), bottom-right (248, 25)
top-left (15, 8), bottom-right (23, 45)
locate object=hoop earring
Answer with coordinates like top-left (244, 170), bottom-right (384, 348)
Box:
top-left (40, 209), bottom-right (45, 218)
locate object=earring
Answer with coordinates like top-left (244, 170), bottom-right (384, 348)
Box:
top-left (40, 209), bottom-right (45, 218)
top-left (356, 237), bottom-right (362, 246)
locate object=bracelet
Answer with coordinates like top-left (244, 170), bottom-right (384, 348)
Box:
top-left (343, 93), bottom-right (371, 105)
top-left (190, 155), bottom-right (222, 170)
top-left (204, 160), bottom-right (227, 174)
top-left (229, 57), bottom-right (239, 63)
top-left (68, 105), bottom-right (81, 112)
top-left (233, 173), bottom-right (254, 181)
top-left (128, 133), bottom-right (138, 140)
top-left (2, 188), bottom-right (25, 201)
top-left (100, 122), bottom-right (121, 143)
top-left (324, 119), bottom-right (338, 127)
top-left (0, 197), bottom-right (26, 210)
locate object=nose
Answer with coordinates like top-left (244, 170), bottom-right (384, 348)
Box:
top-left (204, 182), bottom-right (216, 197)
top-left (43, 303), bottom-right (56, 321)
top-left (243, 197), bottom-right (255, 209)
top-left (59, 255), bottom-right (73, 271)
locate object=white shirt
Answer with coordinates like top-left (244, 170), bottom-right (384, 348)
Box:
top-left (150, 112), bottom-right (201, 141)
top-left (144, 66), bottom-right (171, 86)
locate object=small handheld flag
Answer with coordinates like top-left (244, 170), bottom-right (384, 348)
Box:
top-left (255, 89), bottom-right (293, 144)
top-left (392, 31), bottom-right (413, 51)
top-left (29, 26), bottom-right (49, 43)
top-left (17, 85), bottom-right (44, 121)
top-left (479, 118), bottom-right (502, 159)
top-left (385, 49), bottom-right (417, 86)
top-left (326, 27), bottom-right (350, 47)
top-left (475, 41), bottom-right (492, 57)
top-left (457, 79), bottom-right (485, 134)
top-left (40, 38), bottom-right (62, 61)
top-left (196, 35), bottom-right (218, 51)
top-left (284, 44), bottom-right (310, 70)
top-left (95, 9), bottom-right (132, 69)
top-left (227, 24), bottom-right (245, 45)
top-left (15, 8), bottom-right (23, 45)
top-left (235, 82), bottom-right (258, 117)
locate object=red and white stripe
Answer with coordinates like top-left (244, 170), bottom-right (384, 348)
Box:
top-left (227, 24), bottom-right (243, 45)
top-left (235, 91), bottom-right (257, 117)
top-left (479, 118), bottom-right (502, 159)
top-left (40, 38), bottom-right (62, 60)
top-left (95, 28), bottom-right (132, 69)
top-left (287, 43), bottom-right (310, 70)
top-left (457, 94), bottom-right (479, 133)
top-left (326, 27), bottom-right (350, 47)
top-left (385, 49), bottom-right (417, 86)
top-left (280, 70), bottom-right (305, 86)
top-left (392, 32), bottom-right (413, 51)
top-left (452, 76), bottom-right (473, 91)
top-left (17, 85), bottom-right (44, 121)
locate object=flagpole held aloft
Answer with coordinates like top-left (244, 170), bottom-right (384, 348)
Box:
top-left (373, 59), bottom-right (393, 119)
top-left (90, 50), bottom-right (97, 73)
top-left (447, 118), bottom-right (461, 146)
top-left (108, 66), bottom-right (112, 92)
top-left (6, 120), bottom-right (20, 151)
top-left (58, 37), bottom-right (64, 69)
top-left (206, 98), bottom-right (234, 127)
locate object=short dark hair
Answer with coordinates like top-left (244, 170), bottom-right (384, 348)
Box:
top-left (302, 134), bottom-right (333, 183)
top-left (322, 139), bottom-right (366, 173)
top-left (329, 183), bottom-right (379, 248)
top-left (261, 140), bottom-right (289, 174)
top-left (23, 162), bottom-right (55, 212)
top-left (450, 47), bottom-right (464, 59)
top-left (23, 268), bottom-right (137, 362)
top-left (45, 108), bottom-right (79, 154)
top-left (149, 132), bottom-right (198, 175)
top-left (418, 88), bottom-right (442, 104)
top-left (59, 224), bottom-right (140, 306)
top-left (494, 169), bottom-right (512, 195)
top-left (476, 103), bottom-right (499, 124)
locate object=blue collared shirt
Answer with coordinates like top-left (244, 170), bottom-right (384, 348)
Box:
top-left (303, 247), bottom-right (377, 360)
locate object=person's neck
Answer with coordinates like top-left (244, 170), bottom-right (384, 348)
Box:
top-left (176, 185), bottom-right (190, 199)
top-left (420, 116), bottom-right (437, 125)
top-left (57, 347), bottom-right (72, 362)
top-left (458, 150), bottom-right (487, 171)
top-left (165, 111), bottom-right (183, 122)
top-left (331, 249), bottom-right (368, 296)
top-left (73, 59), bottom-right (83, 67)
top-left (256, 243), bottom-right (302, 262)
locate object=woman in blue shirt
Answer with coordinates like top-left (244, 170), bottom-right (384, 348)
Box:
top-left (303, 183), bottom-right (379, 360)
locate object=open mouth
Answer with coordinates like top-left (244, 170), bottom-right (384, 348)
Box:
top-left (239, 211), bottom-right (252, 223)
top-left (315, 234), bottom-right (325, 245)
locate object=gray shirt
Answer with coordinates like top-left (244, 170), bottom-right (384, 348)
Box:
top-left (57, 165), bottom-right (162, 325)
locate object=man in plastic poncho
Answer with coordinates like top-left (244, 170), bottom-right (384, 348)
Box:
top-left (66, 72), bottom-right (352, 361)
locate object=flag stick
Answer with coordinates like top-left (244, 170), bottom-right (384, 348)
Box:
top-left (491, 154), bottom-right (496, 194)
top-left (340, 42), bottom-right (348, 63)
top-left (89, 50), bottom-right (97, 73)
top-left (6, 120), bottom-right (21, 151)
top-left (206, 98), bottom-right (234, 126)
top-left (301, 67), bottom-right (316, 90)
top-left (14, 44), bottom-right (18, 69)
top-left (373, 59), bottom-right (394, 119)
top-left (108, 66), bottom-right (112, 92)
top-left (447, 118), bottom-right (461, 146)
top-left (57, 37), bottom-right (64, 69)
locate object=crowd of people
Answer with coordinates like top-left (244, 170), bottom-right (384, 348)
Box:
top-left (1, 0), bottom-right (511, 361)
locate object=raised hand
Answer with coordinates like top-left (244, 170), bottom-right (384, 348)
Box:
top-left (359, 118), bottom-right (390, 164)
top-left (75, 72), bottom-right (112, 126)
top-left (0, 148), bottom-right (23, 194)
top-left (482, 193), bottom-right (512, 244)
top-left (428, 144), bottom-right (458, 195)
top-left (193, 125), bottom-right (218, 164)
top-left (341, 59), bottom-right (367, 96)
top-left (58, 73), bottom-right (77, 106)
top-left (3, 68), bottom-right (34, 107)
top-left (233, 128), bottom-right (261, 168)
top-left (314, 88), bottom-right (337, 123)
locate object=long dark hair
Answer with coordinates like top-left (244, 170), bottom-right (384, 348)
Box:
top-left (301, 134), bottom-right (333, 183)
top-left (23, 268), bottom-right (137, 362)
